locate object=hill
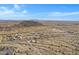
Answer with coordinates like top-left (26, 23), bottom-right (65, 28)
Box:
top-left (13, 21), bottom-right (43, 28)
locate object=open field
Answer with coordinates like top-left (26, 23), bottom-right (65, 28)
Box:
top-left (0, 20), bottom-right (79, 55)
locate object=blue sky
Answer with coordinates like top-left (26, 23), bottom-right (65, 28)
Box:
top-left (0, 4), bottom-right (79, 21)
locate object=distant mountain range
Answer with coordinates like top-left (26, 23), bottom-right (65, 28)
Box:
top-left (0, 19), bottom-right (79, 23)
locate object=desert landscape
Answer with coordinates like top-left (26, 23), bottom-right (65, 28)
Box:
top-left (0, 20), bottom-right (79, 55)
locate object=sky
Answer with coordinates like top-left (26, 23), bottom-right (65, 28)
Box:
top-left (0, 4), bottom-right (79, 21)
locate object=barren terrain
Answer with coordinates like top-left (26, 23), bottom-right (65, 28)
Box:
top-left (0, 20), bottom-right (79, 55)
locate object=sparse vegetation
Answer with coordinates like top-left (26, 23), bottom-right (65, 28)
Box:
top-left (0, 20), bottom-right (79, 55)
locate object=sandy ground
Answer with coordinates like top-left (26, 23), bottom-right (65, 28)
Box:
top-left (0, 21), bottom-right (79, 55)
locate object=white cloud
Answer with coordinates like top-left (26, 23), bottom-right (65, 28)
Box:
top-left (14, 4), bottom-right (20, 9)
top-left (0, 5), bottom-right (27, 16)
top-left (50, 12), bottom-right (79, 16)
top-left (0, 7), bottom-right (8, 11)
top-left (1, 10), bottom-right (14, 14)
top-left (22, 10), bottom-right (27, 14)
top-left (0, 6), bottom-right (14, 15)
